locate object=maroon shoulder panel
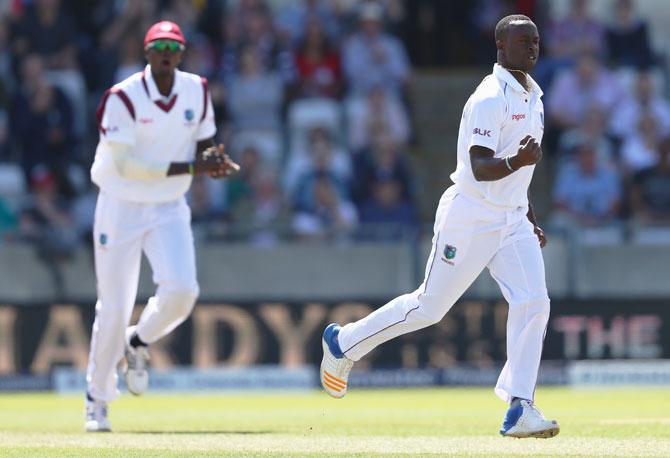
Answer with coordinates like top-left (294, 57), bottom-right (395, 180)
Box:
top-left (200, 76), bottom-right (209, 122)
top-left (95, 87), bottom-right (136, 135)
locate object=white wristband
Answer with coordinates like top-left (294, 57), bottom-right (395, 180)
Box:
top-left (505, 156), bottom-right (515, 172)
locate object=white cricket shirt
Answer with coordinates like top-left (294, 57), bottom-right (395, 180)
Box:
top-left (450, 63), bottom-right (544, 210)
top-left (91, 65), bottom-right (216, 202)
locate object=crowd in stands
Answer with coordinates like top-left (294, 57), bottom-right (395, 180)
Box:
top-left (0, 0), bottom-right (669, 260)
top-left (541, 0), bottom-right (670, 239)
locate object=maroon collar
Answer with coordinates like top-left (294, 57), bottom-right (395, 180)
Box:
top-left (141, 71), bottom-right (178, 113)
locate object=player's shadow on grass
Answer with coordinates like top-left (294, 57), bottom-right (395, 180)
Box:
top-left (129, 430), bottom-right (273, 435)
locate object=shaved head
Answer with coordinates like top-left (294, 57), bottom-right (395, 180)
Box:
top-left (495, 14), bottom-right (534, 42)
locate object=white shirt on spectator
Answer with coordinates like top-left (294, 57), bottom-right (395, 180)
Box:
top-left (553, 161), bottom-right (621, 218)
top-left (547, 67), bottom-right (621, 125)
top-left (342, 32), bottom-right (410, 97)
top-left (347, 93), bottom-right (410, 151)
top-left (609, 96), bottom-right (670, 139)
top-left (620, 134), bottom-right (659, 173)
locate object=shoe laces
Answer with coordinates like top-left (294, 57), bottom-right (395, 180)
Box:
top-left (87, 400), bottom-right (107, 419)
top-left (330, 353), bottom-right (353, 374)
top-left (525, 401), bottom-right (546, 419)
top-left (127, 346), bottom-right (149, 370)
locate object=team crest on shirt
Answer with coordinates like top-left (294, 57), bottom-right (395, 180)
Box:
top-left (442, 244), bottom-right (457, 265)
top-left (99, 233), bottom-right (108, 247)
top-left (184, 109), bottom-right (194, 121)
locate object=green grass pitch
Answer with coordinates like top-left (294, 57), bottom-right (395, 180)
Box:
top-left (1, 388), bottom-right (669, 457)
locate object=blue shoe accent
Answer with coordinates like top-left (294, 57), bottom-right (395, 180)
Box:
top-left (323, 323), bottom-right (344, 359)
top-left (500, 403), bottom-right (524, 434)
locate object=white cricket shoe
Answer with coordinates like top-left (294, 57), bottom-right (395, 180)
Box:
top-left (85, 397), bottom-right (111, 432)
top-left (320, 323), bottom-right (354, 398)
top-left (124, 326), bottom-right (149, 396)
top-left (500, 399), bottom-right (560, 438)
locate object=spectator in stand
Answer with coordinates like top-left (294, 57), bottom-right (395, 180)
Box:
top-left (630, 144), bottom-right (670, 224)
top-left (620, 113), bottom-right (664, 175)
top-left (276, 0), bottom-right (340, 45)
top-left (188, 176), bottom-right (227, 225)
top-left (342, 1), bottom-right (411, 99)
top-left (12, 0), bottom-right (87, 137)
top-left (351, 133), bottom-right (414, 206)
top-left (232, 169), bottom-right (288, 247)
top-left (227, 0), bottom-right (269, 28)
top-left (113, 33), bottom-right (145, 83)
top-left (285, 125), bottom-right (351, 199)
top-left (293, 18), bottom-right (342, 99)
top-left (96, 0), bottom-right (158, 89)
top-left (18, 166), bottom-right (78, 258)
top-left (610, 71), bottom-right (670, 141)
top-left (181, 34), bottom-right (218, 80)
top-left (552, 143), bottom-right (622, 227)
top-left (18, 165), bottom-right (78, 296)
top-left (227, 45), bottom-right (284, 145)
top-left (220, 7), bottom-right (296, 85)
top-left (226, 144), bottom-right (263, 211)
top-left (547, 53), bottom-right (621, 131)
top-left (359, 177), bottom-right (417, 240)
top-left (10, 55), bottom-right (74, 186)
top-left (605, 0), bottom-right (655, 70)
top-left (292, 173), bottom-right (358, 242)
top-left (533, 0), bottom-right (604, 89)
top-left (557, 106), bottom-right (614, 162)
top-left (291, 136), bottom-right (351, 212)
top-left (12, 0), bottom-right (78, 72)
top-left (348, 85), bottom-right (410, 152)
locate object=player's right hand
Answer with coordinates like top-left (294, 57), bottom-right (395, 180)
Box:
top-left (514, 135), bottom-right (542, 167)
top-left (195, 143), bottom-right (240, 178)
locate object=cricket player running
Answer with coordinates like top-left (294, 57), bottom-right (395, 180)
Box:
top-left (85, 21), bottom-right (239, 432)
top-left (321, 15), bottom-right (560, 438)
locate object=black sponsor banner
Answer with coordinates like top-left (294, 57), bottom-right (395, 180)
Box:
top-left (0, 300), bottom-right (668, 375)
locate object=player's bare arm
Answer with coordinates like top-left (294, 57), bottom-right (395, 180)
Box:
top-left (469, 135), bottom-right (542, 181)
top-left (526, 190), bottom-right (547, 248)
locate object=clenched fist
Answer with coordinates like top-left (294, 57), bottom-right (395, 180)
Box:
top-left (513, 135), bottom-right (542, 168)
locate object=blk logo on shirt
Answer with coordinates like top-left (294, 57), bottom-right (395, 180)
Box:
top-left (473, 128), bottom-right (491, 137)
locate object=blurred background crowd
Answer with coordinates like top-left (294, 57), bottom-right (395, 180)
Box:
top-left (0, 0), bottom-right (668, 262)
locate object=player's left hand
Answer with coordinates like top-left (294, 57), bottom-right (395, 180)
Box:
top-left (200, 143), bottom-right (240, 179)
top-left (534, 225), bottom-right (547, 248)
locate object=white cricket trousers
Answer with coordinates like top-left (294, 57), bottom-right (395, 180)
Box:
top-left (337, 187), bottom-right (550, 403)
top-left (86, 192), bottom-right (199, 401)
